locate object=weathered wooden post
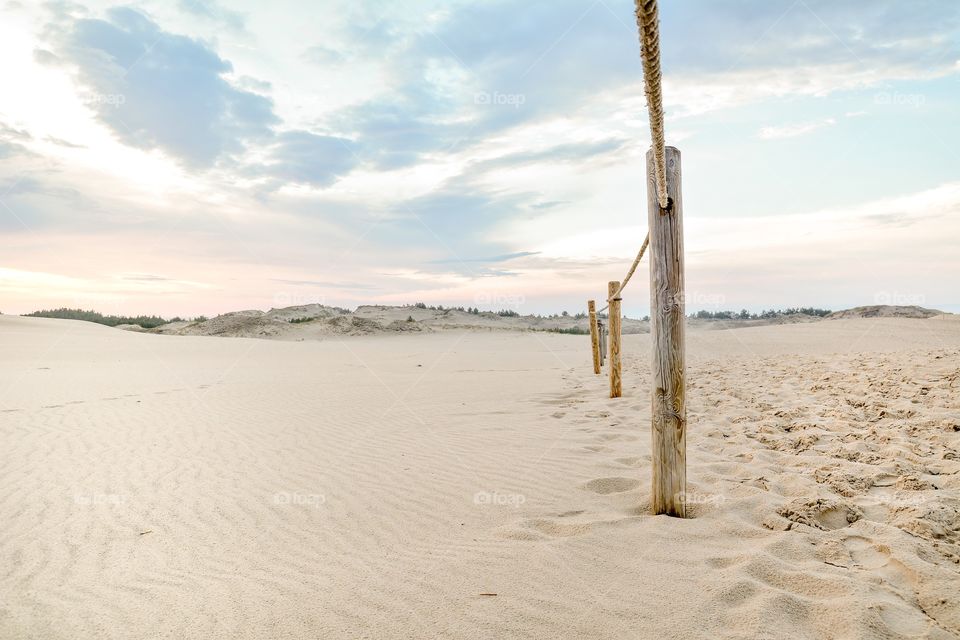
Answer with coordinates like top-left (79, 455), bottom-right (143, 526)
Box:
top-left (587, 300), bottom-right (601, 374)
top-left (608, 281), bottom-right (622, 398)
top-left (647, 145), bottom-right (686, 517)
top-left (598, 319), bottom-right (606, 366)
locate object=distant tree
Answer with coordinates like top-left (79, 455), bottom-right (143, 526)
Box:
top-left (24, 308), bottom-right (170, 329)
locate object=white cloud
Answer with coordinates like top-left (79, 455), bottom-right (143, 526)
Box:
top-left (757, 117), bottom-right (837, 140)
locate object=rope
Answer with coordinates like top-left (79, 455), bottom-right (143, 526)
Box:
top-left (595, 0), bottom-right (665, 315)
top-left (635, 0), bottom-right (668, 209)
top-left (599, 232), bottom-right (649, 314)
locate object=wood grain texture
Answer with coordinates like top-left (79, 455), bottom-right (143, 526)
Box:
top-left (608, 281), bottom-right (622, 398)
top-left (647, 146), bottom-right (686, 517)
top-left (588, 300), bottom-right (601, 375)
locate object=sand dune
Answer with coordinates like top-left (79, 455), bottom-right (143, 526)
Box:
top-left (146, 304), bottom-right (651, 339)
top-left (1, 314), bottom-right (958, 639)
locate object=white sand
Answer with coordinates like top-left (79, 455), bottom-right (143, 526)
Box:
top-left (1, 314), bottom-right (959, 639)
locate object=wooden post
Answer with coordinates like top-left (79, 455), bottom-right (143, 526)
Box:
top-left (647, 146), bottom-right (686, 517)
top-left (598, 320), bottom-right (606, 366)
top-left (587, 300), bottom-right (601, 374)
top-left (608, 281), bottom-right (622, 398)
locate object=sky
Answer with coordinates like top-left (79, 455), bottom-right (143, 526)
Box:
top-left (1, 0), bottom-right (958, 318)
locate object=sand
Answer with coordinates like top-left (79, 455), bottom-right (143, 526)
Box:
top-left (1, 314), bottom-right (958, 639)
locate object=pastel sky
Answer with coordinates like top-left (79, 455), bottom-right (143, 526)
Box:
top-left (1, 0), bottom-right (958, 318)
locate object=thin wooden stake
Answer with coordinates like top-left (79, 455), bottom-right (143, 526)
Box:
top-left (608, 281), bottom-right (622, 398)
top-left (598, 320), bottom-right (606, 366)
top-left (647, 146), bottom-right (686, 517)
top-left (587, 300), bottom-right (601, 375)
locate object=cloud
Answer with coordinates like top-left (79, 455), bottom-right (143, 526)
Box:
top-left (428, 251), bottom-right (540, 264)
top-left (302, 45), bottom-right (346, 65)
top-left (32, 48), bottom-right (60, 64)
top-left (471, 138), bottom-right (629, 172)
top-left (255, 131), bottom-right (361, 188)
top-left (271, 278), bottom-right (379, 290)
top-left (529, 200), bottom-right (568, 210)
top-left (120, 273), bottom-right (170, 281)
top-left (177, 0), bottom-right (246, 31)
top-left (49, 6), bottom-right (277, 167)
top-left (326, 0), bottom-right (960, 168)
top-left (661, 0), bottom-right (960, 75)
top-left (44, 135), bottom-right (85, 148)
top-left (758, 117), bottom-right (836, 140)
top-left (0, 122), bottom-right (33, 159)
top-left (325, 1), bottom-right (641, 169)
top-left (334, 84), bottom-right (463, 170)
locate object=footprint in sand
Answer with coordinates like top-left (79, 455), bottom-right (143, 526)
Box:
top-left (777, 498), bottom-right (862, 531)
top-left (597, 433), bottom-right (638, 442)
top-left (500, 518), bottom-right (592, 541)
top-left (521, 518), bottom-right (592, 538)
top-left (584, 410), bottom-right (611, 419)
top-left (581, 477), bottom-right (639, 495)
top-left (843, 536), bottom-right (893, 570)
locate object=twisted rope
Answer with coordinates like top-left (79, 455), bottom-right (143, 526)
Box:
top-left (635, 0), bottom-right (668, 209)
top-left (599, 232), bottom-right (649, 313)
top-left (596, 0), bottom-right (665, 315)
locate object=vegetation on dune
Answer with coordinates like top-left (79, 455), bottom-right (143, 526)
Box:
top-left (20, 305), bottom-right (834, 332)
top-left (23, 308), bottom-right (173, 328)
top-left (690, 308), bottom-right (831, 320)
top-left (540, 326), bottom-right (590, 335)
